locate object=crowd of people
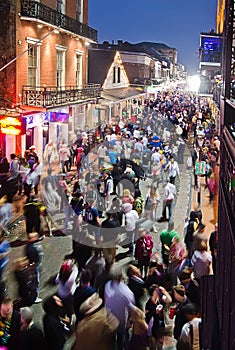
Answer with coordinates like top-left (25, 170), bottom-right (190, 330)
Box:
top-left (0, 88), bottom-right (221, 350)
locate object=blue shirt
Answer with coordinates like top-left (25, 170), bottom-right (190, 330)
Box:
top-left (0, 239), bottom-right (10, 268)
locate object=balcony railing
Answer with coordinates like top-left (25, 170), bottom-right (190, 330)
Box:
top-left (20, 0), bottom-right (97, 42)
top-left (22, 84), bottom-right (102, 108)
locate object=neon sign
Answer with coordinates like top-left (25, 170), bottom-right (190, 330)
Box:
top-left (0, 116), bottom-right (22, 135)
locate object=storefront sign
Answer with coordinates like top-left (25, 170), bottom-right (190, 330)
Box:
top-left (0, 116), bottom-right (21, 135)
top-left (195, 161), bottom-right (206, 175)
top-left (47, 112), bottom-right (69, 123)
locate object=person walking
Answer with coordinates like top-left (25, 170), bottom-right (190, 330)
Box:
top-left (158, 180), bottom-right (177, 222)
top-left (0, 296), bottom-right (21, 350)
top-left (166, 157), bottom-right (180, 185)
top-left (55, 258), bottom-right (78, 325)
top-left (0, 231), bottom-right (11, 281)
top-left (17, 307), bottom-right (45, 350)
top-left (135, 227), bottom-right (154, 278)
top-left (25, 232), bottom-right (42, 304)
top-left (122, 203), bottom-right (139, 256)
top-left (104, 268), bottom-right (136, 350)
top-left (160, 221), bottom-right (179, 266)
top-left (43, 295), bottom-right (66, 350)
top-left (72, 293), bottom-right (119, 350)
top-left (145, 284), bottom-right (172, 350)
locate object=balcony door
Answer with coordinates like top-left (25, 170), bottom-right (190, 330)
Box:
top-left (27, 43), bottom-right (40, 87)
top-left (76, 52), bottom-right (83, 87)
top-left (57, 0), bottom-right (66, 14)
top-left (76, 0), bottom-right (83, 22)
top-left (56, 47), bottom-right (66, 88)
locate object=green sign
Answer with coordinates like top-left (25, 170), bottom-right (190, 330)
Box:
top-left (195, 161), bottom-right (206, 175)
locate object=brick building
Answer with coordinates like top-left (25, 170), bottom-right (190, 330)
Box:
top-left (0, 0), bottom-right (101, 159)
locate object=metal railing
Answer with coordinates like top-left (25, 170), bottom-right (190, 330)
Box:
top-left (20, 0), bottom-right (97, 42)
top-left (22, 84), bottom-right (102, 107)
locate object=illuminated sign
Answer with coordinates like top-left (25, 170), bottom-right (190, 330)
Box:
top-left (0, 116), bottom-right (22, 135)
top-left (46, 112), bottom-right (69, 123)
top-left (201, 36), bottom-right (222, 52)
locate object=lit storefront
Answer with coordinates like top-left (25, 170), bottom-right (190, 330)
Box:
top-left (0, 115), bottom-right (24, 159)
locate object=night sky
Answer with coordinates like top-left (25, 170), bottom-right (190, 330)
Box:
top-left (89, 0), bottom-right (217, 75)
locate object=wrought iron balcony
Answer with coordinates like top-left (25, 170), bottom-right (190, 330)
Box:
top-left (20, 0), bottom-right (97, 42)
top-left (22, 84), bottom-right (102, 108)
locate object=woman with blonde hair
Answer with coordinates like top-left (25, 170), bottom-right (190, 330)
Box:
top-left (145, 185), bottom-right (160, 221)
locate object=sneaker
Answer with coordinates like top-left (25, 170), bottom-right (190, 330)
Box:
top-left (34, 297), bottom-right (42, 304)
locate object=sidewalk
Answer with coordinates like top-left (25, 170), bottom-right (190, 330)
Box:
top-left (190, 164), bottom-right (219, 240)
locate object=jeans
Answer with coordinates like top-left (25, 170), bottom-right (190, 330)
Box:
top-left (162, 200), bottom-right (173, 220)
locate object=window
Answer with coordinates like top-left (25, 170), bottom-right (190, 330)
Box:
top-left (76, 54), bottom-right (82, 87)
top-left (113, 66), bottom-right (116, 83)
top-left (117, 67), bottom-right (121, 83)
top-left (76, 0), bottom-right (83, 22)
top-left (57, 0), bottom-right (66, 14)
top-left (56, 50), bottom-right (66, 88)
top-left (28, 45), bottom-right (39, 87)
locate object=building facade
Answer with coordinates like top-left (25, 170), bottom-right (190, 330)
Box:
top-left (0, 0), bottom-right (101, 160)
top-left (201, 1), bottom-right (235, 349)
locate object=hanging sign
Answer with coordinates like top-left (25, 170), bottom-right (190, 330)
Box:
top-left (0, 116), bottom-right (22, 135)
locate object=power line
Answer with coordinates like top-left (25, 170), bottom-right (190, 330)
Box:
top-left (0, 29), bottom-right (56, 73)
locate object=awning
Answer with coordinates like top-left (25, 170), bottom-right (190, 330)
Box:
top-left (20, 105), bottom-right (46, 116)
top-left (102, 87), bottom-right (146, 102)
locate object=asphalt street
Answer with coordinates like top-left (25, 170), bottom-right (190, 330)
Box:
top-left (2, 144), bottom-right (193, 350)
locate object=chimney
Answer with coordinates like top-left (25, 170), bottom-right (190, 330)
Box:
top-left (117, 40), bottom-right (123, 46)
top-left (112, 40), bottom-right (114, 45)
top-left (103, 41), bottom-right (109, 46)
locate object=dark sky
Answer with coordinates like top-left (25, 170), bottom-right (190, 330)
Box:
top-left (88, 0), bottom-right (217, 75)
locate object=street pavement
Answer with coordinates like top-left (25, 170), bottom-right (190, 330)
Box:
top-left (1, 143), bottom-right (216, 350)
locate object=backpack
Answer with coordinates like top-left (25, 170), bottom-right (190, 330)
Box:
top-left (134, 197), bottom-right (144, 215)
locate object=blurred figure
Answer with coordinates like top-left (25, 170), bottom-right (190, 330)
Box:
top-left (55, 258), bottom-right (78, 324)
top-left (72, 293), bottom-right (119, 350)
top-left (104, 267), bottom-right (135, 350)
top-left (0, 158), bottom-right (10, 174)
top-left (209, 223), bottom-right (218, 275)
top-left (0, 296), bottom-right (21, 349)
top-left (14, 256), bottom-right (38, 308)
top-left (134, 228), bottom-right (154, 278)
top-left (0, 230), bottom-right (11, 281)
top-left (18, 307), bottom-right (45, 350)
top-left (128, 307), bottom-right (149, 350)
top-left (43, 295), bottom-right (66, 350)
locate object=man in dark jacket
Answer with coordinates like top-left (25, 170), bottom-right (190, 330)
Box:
top-left (18, 307), bottom-right (44, 350)
top-left (43, 295), bottom-right (66, 350)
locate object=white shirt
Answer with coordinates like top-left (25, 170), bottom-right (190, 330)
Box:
top-left (133, 129), bottom-right (140, 139)
top-left (191, 250), bottom-right (212, 280)
top-left (97, 145), bottom-right (107, 157)
top-left (151, 152), bottom-right (162, 163)
top-left (168, 161), bottom-right (180, 178)
top-left (125, 210), bottom-right (139, 231)
top-left (180, 317), bottom-right (202, 350)
top-left (55, 264), bottom-right (78, 298)
top-left (105, 280), bottom-right (135, 328)
top-left (164, 182), bottom-right (176, 201)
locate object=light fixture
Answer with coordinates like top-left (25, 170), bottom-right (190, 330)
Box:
top-left (85, 41), bottom-right (90, 46)
top-left (37, 24), bottom-right (43, 29)
top-left (54, 29), bottom-right (60, 34)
